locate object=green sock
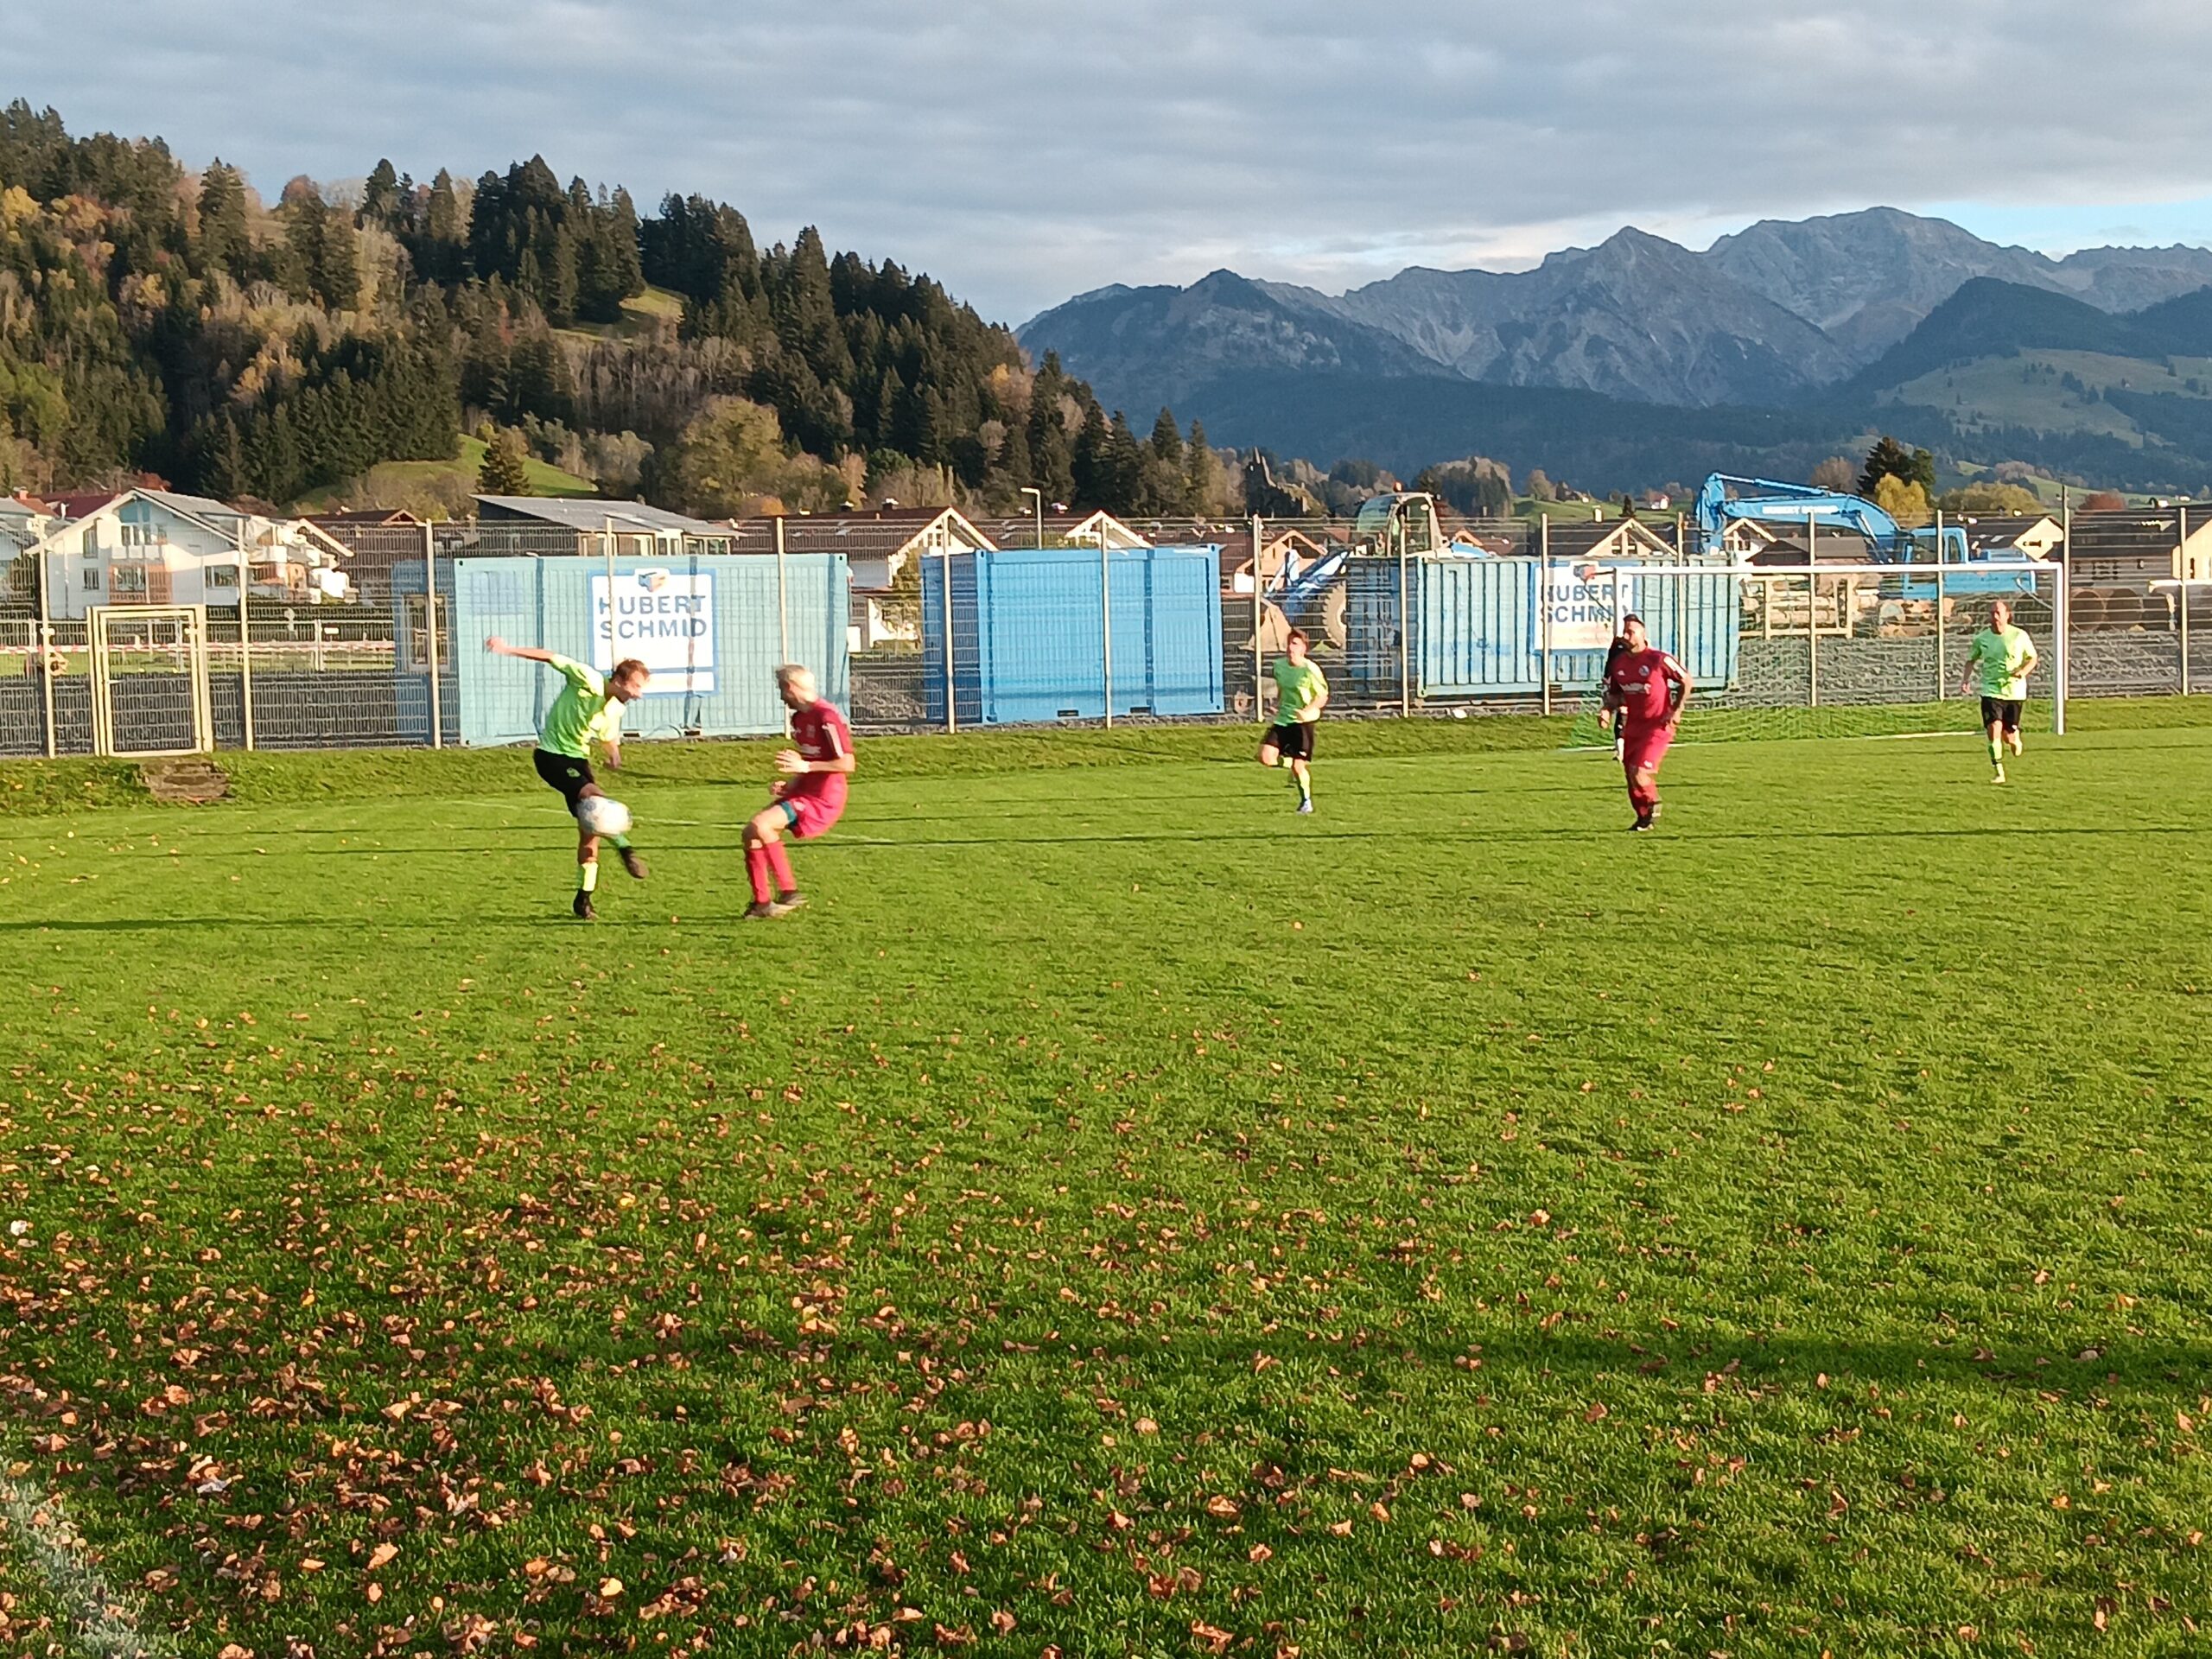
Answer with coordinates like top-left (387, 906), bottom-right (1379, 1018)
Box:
top-left (579, 861), bottom-right (599, 893)
top-left (1987, 739), bottom-right (2001, 766)
top-left (611, 834), bottom-right (632, 851)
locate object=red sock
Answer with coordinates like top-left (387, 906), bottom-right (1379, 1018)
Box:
top-left (746, 843), bottom-right (773, 905)
top-left (766, 840), bottom-right (797, 893)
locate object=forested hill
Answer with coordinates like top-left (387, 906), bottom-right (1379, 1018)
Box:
top-left (0, 105), bottom-right (1232, 518)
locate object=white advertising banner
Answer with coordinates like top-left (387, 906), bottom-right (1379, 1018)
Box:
top-left (1541, 564), bottom-right (1633, 651)
top-left (592, 569), bottom-right (715, 691)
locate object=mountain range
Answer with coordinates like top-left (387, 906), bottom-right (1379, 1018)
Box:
top-left (1019, 208), bottom-right (2212, 491)
top-left (1025, 208), bottom-right (2212, 414)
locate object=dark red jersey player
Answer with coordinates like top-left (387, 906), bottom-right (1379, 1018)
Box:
top-left (741, 664), bottom-right (855, 918)
top-left (1599, 613), bottom-right (1690, 831)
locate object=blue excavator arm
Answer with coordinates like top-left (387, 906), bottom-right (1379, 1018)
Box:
top-left (1694, 474), bottom-right (1967, 563)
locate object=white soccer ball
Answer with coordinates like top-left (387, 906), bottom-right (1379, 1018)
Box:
top-left (576, 796), bottom-right (632, 838)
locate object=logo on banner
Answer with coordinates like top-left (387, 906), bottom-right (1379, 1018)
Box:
top-left (592, 569), bottom-right (714, 690)
top-left (1541, 563), bottom-right (1632, 651)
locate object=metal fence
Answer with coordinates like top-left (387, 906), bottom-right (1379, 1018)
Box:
top-left (3, 510), bottom-right (2208, 760)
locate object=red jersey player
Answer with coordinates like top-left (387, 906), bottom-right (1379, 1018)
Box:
top-left (1599, 614), bottom-right (1690, 831)
top-left (742, 664), bottom-right (855, 918)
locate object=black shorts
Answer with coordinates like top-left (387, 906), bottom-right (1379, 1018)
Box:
top-left (1266, 721), bottom-right (1316, 760)
top-left (1980, 697), bottom-right (2024, 733)
top-left (533, 748), bottom-right (594, 811)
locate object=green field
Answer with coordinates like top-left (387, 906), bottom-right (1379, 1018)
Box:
top-left (291, 434), bottom-right (598, 516)
top-left (1888, 351), bottom-right (2212, 452)
top-left (555, 284), bottom-right (689, 346)
top-left (4, 715), bottom-right (2212, 1656)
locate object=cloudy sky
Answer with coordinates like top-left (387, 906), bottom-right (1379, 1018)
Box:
top-left (20, 0), bottom-right (2212, 323)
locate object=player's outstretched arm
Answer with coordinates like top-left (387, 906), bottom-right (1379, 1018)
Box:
top-left (486, 636), bottom-right (555, 665)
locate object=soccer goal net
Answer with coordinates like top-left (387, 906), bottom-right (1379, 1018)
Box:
top-left (1556, 562), bottom-right (2056, 749)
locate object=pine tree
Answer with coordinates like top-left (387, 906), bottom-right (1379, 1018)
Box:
top-left (419, 168), bottom-right (465, 283)
top-left (1856, 435), bottom-right (1935, 499)
top-left (1071, 404), bottom-right (1111, 507)
top-left (1184, 418), bottom-right (1215, 512)
top-left (285, 189), bottom-right (359, 311)
top-left (478, 423), bottom-right (533, 494)
top-left (362, 159), bottom-right (404, 230)
top-left (1031, 391), bottom-right (1076, 506)
top-left (606, 188), bottom-right (644, 302)
top-left (195, 161), bottom-right (250, 282)
top-left (1106, 412), bottom-right (1146, 512)
top-left (1148, 407), bottom-right (1183, 470)
top-left (314, 211), bottom-right (360, 311)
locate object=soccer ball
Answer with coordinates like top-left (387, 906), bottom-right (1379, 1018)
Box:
top-left (576, 796), bottom-right (632, 838)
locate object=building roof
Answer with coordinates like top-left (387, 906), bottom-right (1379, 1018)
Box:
top-left (1541, 518), bottom-right (1681, 559)
top-left (2066, 508), bottom-right (2209, 556)
top-left (728, 519), bottom-right (944, 559)
top-left (474, 496), bottom-right (728, 537)
top-left (724, 506), bottom-right (992, 568)
top-left (48, 493), bottom-right (119, 520)
top-left (971, 510), bottom-right (1151, 548)
top-left (308, 508), bottom-right (423, 527)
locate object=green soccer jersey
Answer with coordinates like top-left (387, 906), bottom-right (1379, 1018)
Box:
top-left (1272, 657), bottom-right (1328, 725)
top-left (537, 654), bottom-right (626, 759)
top-left (1967, 625), bottom-right (2037, 701)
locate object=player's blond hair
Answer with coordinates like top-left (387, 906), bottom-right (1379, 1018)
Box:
top-left (777, 663), bottom-right (817, 700)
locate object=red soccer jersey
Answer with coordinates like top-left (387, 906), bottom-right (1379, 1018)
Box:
top-left (787, 699), bottom-right (853, 809)
top-left (1607, 646), bottom-right (1688, 728)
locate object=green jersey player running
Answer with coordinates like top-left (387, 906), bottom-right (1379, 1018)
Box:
top-left (486, 637), bottom-right (650, 918)
top-left (1256, 629), bottom-right (1329, 813)
top-left (1959, 600), bottom-right (2038, 785)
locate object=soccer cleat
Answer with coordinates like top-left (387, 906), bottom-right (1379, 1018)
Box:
top-left (766, 893), bottom-right (809, 918)
top-left (1990, 768), bottom-right (2006, 785)
top-left (620, 846), bottom-right (649, 880)
top-left (1295, 798), bottom-right (1313, 815)
top-left (1630, 813), bottom-right (1654, 832)
top-left (742, 900), bottom-right (774, 921)
top-left (572, 891), bottom-right (597, 920)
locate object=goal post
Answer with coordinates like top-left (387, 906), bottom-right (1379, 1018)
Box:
top-left (87, 605), bottom-right (213, 758)
top-left (1554, 559), bottom-right (2055, 748)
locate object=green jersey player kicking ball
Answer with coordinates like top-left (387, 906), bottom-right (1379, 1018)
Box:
top-left (486, 637), bottom-right (650, 918)
top-left (1960, 601), bottom-right (2037, 785)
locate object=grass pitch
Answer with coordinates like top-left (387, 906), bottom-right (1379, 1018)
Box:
top-left (3, 715), bottom-right (2211, 1657)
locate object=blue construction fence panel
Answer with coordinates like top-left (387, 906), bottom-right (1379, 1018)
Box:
top-left (1345, 558), bottom-right (1740, 698)
top-left (921, 546), bottom-right (1224, 724)
top-left (435, 553), bottom-right (849, 746)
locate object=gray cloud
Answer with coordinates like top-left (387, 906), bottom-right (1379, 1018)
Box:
top-left (18, 0), bottom-right (2212, 322)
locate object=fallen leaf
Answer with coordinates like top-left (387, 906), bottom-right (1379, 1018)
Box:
top-left (366, 1542), bottom-right (398, 1571)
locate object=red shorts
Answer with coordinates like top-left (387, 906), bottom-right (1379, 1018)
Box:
top-left (1621, 723), bottom-right (1673, 774)
top-left (778, 793), bottom-right (845, 840)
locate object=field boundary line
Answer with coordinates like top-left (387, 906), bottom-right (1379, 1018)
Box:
top-left (0, 1467), bottom-right (174, 1657)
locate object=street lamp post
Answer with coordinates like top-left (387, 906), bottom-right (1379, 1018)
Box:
top-left (1019, 486), bottom-right (1044, 550)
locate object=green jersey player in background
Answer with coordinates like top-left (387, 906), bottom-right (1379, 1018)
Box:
top-left (486, 637), bottom-right (650, 918)
top-left (1960, 601), bottom-right (2038, 785)
top-left (1257, 628), bottom-right (1329, 814)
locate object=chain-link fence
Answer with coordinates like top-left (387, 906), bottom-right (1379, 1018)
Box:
top-left (2, 507), bottom-right (2207, 760)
